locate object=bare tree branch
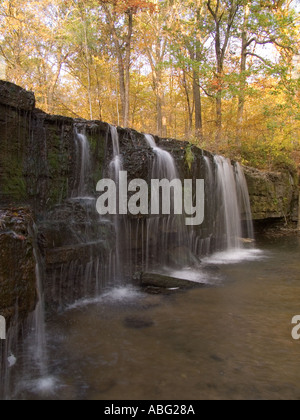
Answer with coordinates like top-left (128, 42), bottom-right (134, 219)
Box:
top-left (247, 37), bottom-right (295, 52)
top-left (246, 52), bottom-right (270, 65)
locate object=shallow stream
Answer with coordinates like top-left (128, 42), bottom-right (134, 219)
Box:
top-left (14, 235), bottom-right (300, 400)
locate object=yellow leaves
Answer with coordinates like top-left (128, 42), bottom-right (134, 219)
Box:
top-left (100, 0), bottom-right (156, 15)
top-left (0, 0), bottom-right (298, 174)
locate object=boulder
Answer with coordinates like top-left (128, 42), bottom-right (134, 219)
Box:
top-left (135, 272), bottom-right (206, 290)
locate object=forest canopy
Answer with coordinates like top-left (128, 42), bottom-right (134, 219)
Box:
top-left (0, 0), bottom-right (299, 170)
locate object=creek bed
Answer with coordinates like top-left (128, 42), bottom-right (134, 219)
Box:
top-left (13, 235), bottom-right (300, 400)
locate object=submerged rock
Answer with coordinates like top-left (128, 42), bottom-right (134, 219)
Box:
top-left (124, 316), bottom-right (154, 329)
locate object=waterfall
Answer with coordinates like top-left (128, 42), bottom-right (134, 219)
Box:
top-left (69, 125), bottom-right (255, 280)
top-left (29, 224), bottom-right (48, 377)
top-left (1, 120), bottom-right (257, 398)
top-left (144, 134), bottom-right (178, 180)
top-left (109, 125), bottom-right (123, 181)
top-left (234, 163), bottom-right (254, 241)
top-left (144, 134), bottom-right (191, 269)
top-left (213, 157), bottom-right (254, 251)
top-left (108, 125), bottom-right (125, 283)
top-left (73, 128), bottom-right (91, 198)
top-left (1, 224), bottom-right (49, 399)
top-left (214, 156), bottom-right (243, 250)
top-left (187, 154), bottom-right (255, 260)
top-left (190, 155), bottom-right (215, 257)
top-left (123, 135), bottom-right (255, 272)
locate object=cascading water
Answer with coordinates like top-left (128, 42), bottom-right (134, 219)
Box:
top-left (1, 119), bottom-right (258, 399)
top-left (143, 134), bottom-right (191, 270)
top-left (109, 125), bottom-right (122, 179)
top-left (1, 224), bottom-right (50, 399)
top-left (108, 125), bottom-right (125, 283)
top-left (30, 226), bottom-right (48, 377)
top-left (234, 163), bottom-right (254, 241)
top-left (45, 125), bottom-right (114, 308)
top-left (73, 128), bottom-right (92, 199)
top-left (126, 135), bottom-right (255, 274)
top-left (144, 134), bottom-right (178, 180)
top-left (190, 155), bottom-right (215, 257)
top-left (58, 125), bottom-right (256, 289)
top-left (214, 156), bottom-right (243, 250)
top-left (191, 155), bottom-right (254, 258)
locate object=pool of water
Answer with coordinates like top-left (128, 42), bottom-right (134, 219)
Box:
top-left (13, 235), bottom-right (300, 400)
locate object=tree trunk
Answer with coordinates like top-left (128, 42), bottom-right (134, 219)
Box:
top-left (216, 90), bottom-right (222, 144)
top-left (95, 64), bottom-right (103, 120)
top-left (48, 56), bottom-right (65, 114)
top-left (215, 29), bottom-right (223, 144)
top-left (236, 5), bottom-right (250, 146)
top-left (156, 94), bottom-right (163, 136)
top-left (156, 68), bottom-right (164, 136)
top-left (83, 22), bottom-right (93, 120)
top-left (215, 60), bottom-right (223, 144)
top-left (182, 70), bottom-right (193, 137)
top-left (124, 11), bottom-right (133, 128)
top-left (207, 0), bottom-right (240, 145)
top-left (194, 9), bottom-right (203, 141)
top-left (118, 60), bottom-right (126, 126)
top-left (236, 47), bottom-right (247, 145)
top-left (154, 35), bottom-right (166, 136)
top-left (145, 35), bottom-right (166, 137)
top-left (101, 3), bottom-right (132, 128)
top-left (193, 69), bottom-right (203, 140)
top-left (188, 47), bottom-right (203, 141)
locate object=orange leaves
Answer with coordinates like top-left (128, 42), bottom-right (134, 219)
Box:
top-left (209, 76), bottom-right (223, 92)
top-left (100, 0), bottom-right (156, 15)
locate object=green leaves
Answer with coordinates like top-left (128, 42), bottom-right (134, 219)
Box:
top-left (0, 0), bottom-right (299, 171)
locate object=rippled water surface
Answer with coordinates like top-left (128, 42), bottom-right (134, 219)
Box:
top-left (15, 235), bottom-right (300, 400)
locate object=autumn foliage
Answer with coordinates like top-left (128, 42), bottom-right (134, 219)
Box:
top-left (0, 0), bottom-right (299, 171)
top-left (99, 0), bottom-right (156, 14)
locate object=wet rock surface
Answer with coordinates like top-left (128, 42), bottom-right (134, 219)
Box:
top-left (0, 80), bottom-right (35, 111)
top-left (0, 208), bottom-right (37, 326)
top-left (0, 79), bottom-right (298, 222)
top-left (244, 166), bottom-right (299, 222)
top-left (0, 80), bottom-right (299, 327)
top-left (135, 272), bottom-right (207, 291)
top-left (38, 200), bottom-right (114, 311)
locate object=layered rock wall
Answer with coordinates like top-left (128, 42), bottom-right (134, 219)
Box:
top-left (0, 80), bottom-right (299, 321)
top-left (244, 166), bottom-right (299, 222)
top-left (0, 208), bottom-right (37, 327)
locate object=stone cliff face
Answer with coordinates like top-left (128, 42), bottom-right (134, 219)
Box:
top-left (0, 80), bottom-right (299, 325)
top-left (0, 207), bottom-right (38, 392)
top-left (244, 166), bottom-right (299, 223)
top-left (1, 80), bottom-right (298, 223)
top-left (0, 82), bottom-right (108, 212)
top-left (0, 208), bottom-right (37, 327)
